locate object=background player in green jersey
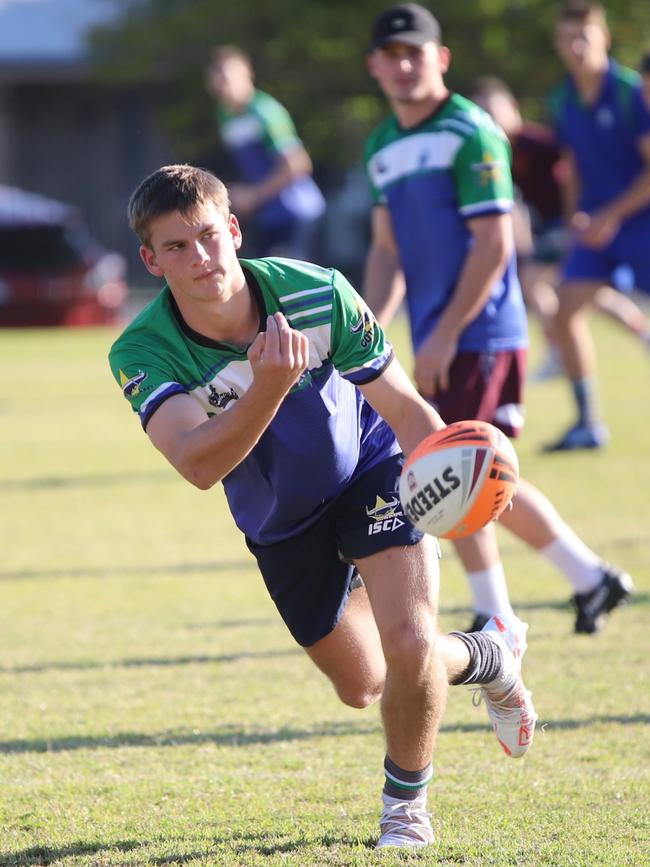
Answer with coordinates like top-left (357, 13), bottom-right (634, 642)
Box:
top-left (363, 4), bottom-right (633, 634)
top-left (109, 163), bottom-right (537, 849)
top-left (205, 45), bottom-right (325, 260)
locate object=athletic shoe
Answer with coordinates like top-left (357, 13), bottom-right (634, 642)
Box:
top-left (376, 792), bottom-right (434, 849)
top-left (573, 564), bottom-right (634, 634)
top-left (543, 422), bottom-right (609, 452)
top-left (467, 612), bottom-right (491, 632)
top-left (474, 614), bottom-right (537, 758)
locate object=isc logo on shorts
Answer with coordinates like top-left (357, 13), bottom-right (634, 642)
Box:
top-left (366, 495), bottom-right (406, 535)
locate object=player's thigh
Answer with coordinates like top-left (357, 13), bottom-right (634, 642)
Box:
top-left (557, 278), bottom-right (603, 317)
top-left (304, 582), bottom-right (386, 708)
top-left (559, 245), bottom-right (611, 315)
top-left (355, 535), bottom-right (441, 652)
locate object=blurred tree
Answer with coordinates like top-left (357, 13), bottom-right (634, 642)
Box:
top-left (89, 0), bottom-right (650, 171)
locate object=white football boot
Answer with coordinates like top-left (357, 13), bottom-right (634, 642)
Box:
top-left (376, 791), bottom-right (434, 848)
top-left (475, 614), bottom-right (537, 758)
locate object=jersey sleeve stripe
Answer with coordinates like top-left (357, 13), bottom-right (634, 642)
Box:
top-left (279, 285), bottom-right (332, 302)
top-left (139, 382), bottom-right (188, 428)
top-left (459, 199), bottom-right (512, 217)
top-left (286, 304), bottom-right (332, 322)
top-left (343, 350), bottom-right (394, 384)
top-left (281, 290), bottom-right (332, 314)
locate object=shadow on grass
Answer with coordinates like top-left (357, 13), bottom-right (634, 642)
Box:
top-left (0, 560), bottom-right (256, 582)
top-left (0, 720), bottom-right (383, 755)
top-left (146, 828), bottom-right (375, 863)
top-left (1, 830), bottom-right (373, 866)
top-left (0, 839), bottom-right (141, 866)
top-left (2, 713), bottom-right (648, 756)
top-left (0, 647), bottom-right (298, 675)
top-left (441, 592), bottom-right (648, 618)
top-left (0, 470), bottom-right (172, 492)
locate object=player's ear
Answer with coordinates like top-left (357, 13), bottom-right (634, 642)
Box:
top-left (229, 213), bottom-right (243, 250)
top-left (366, 50), bottom-right (380, 80)
top-left (140, 244), bottom-right (164, 278)
top-left (438, 45), bottom-right (451, 74)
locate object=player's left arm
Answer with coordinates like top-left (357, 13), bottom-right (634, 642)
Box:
top-left (579, 133), bottom-right (650, 248)
top-left (358, 358), bottom-right (446, 457)
top-left (414, 212), bottom-right (513, 398)
top-left (231, 146), bottom-right (313, 215)
top-left (230, 97), bottom-right (314, 215)
top-left (413, 123), bottom-right (515, 398)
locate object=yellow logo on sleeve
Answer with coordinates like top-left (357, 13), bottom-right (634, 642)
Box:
top-left (119, 368), bottom-right (148, 397)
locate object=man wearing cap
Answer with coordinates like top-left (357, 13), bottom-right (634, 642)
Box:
top-left (363, 3), bottom-right (634, 845)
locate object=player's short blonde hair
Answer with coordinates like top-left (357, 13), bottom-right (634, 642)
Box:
top-left (128, 164), bottom-right (230, 246)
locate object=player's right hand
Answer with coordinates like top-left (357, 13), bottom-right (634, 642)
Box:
top-left (248, 313), bottom-right (309, 397)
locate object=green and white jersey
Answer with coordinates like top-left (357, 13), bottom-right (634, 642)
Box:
top-left (216, 90), bottom-right (325, 228)
top-left (109, 257), bottom-right (399, 544)
top-left (364, 93), bottom-right (527, 354)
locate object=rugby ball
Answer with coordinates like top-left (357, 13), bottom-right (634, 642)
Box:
top-left (399, 420), bottom-right (519, 540)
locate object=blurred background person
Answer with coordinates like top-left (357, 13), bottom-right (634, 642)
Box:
top-left (362, 3), bottom-right (633, 636)
top-left (205, 45), bottom-right (325, 260)
top-left (471, 74), bottom-right (650, 384)
top-left (641, 49), bottom-right (650, 110)
top-left (546, 1), bottom-right (650, 451)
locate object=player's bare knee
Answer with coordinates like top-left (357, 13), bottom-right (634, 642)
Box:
top-left (335, 678), bottom-right (383, 709)
top-left (381, 617), bottom-right (438, 674)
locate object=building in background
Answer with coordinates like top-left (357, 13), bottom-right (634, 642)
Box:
top-left (0, 0), bottom-right (174, 284)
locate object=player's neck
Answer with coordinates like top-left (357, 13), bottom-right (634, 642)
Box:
top-left (392, 88), bottom-right (449, 129)
top-left (174, 278), bottom-right (260, 348)
top-left (571, 58), bottom-right (609, 104)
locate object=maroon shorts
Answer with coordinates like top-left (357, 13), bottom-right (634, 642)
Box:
top-left (432, 349), bottom-right (527, 438)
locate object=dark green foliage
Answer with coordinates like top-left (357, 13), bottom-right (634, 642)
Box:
top-left (88, 0), bottom-right (650, 165)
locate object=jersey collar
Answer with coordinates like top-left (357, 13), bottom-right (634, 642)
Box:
top-left (167, 269), bottom-right (266, 352)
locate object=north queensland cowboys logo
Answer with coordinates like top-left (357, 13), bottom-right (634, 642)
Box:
top-left (350, 298), bottom-right (375, 349)
top-left (119, 369), bottom-right (148, 398)
top-left (366, 495), bottom-right (405, 535)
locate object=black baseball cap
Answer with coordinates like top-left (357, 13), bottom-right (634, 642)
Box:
top-left (371, 4), bottom-right (441, 50)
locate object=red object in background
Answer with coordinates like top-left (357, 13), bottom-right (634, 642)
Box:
top-left (0, 186), bottom-right (128, 326)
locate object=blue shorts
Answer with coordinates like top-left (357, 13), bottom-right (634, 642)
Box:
top-left (562, 227), bottom-right (650, 294)
top-left (245, 455), bottom-right (425, 647)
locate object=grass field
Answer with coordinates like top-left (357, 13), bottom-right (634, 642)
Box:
top-left (1, 314), bottom-right (649, 866)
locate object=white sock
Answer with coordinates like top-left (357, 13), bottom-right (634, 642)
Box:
top-left (467, 564), bottom-right (514, 617)
top-left (539, 528), bottom-right (602, 593)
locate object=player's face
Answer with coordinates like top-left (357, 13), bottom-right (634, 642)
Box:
top-left (368, 41), bottom-right (450, 105)
top-left (140, 202), bottom-right (243, 305)
top-left (473, 92), bottom-right (521, 138)
top-left (554, 18), bottom-right (610, 75)
top-left (206, 57), bottom-right (253, 109)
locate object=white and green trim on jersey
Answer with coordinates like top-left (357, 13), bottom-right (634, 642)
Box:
top-left (363, 93), bottom-right (527, 354)
top-left (109, 257), bottom-right (400, 544)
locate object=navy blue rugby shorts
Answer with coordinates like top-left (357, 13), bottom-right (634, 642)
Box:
top-left (245, 454), bottom-right (427, 647)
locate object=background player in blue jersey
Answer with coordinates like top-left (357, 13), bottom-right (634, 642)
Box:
top-left (109, 164), bottom-right (537, 849)
top-left (362, 4), bottom-right (632, 634)
top-left (547, 1), bottom-right (650, 451)
top-left (206, 45), bottom-right (325, 260)
top-left (470, 75), bottom-right (650, 384)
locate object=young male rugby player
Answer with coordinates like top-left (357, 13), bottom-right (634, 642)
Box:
top-left (362, 2), bottom-right (633, 635)
top-left (109, 163), bottom-right (536, 849)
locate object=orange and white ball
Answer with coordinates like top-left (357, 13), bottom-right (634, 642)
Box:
top-left (399, 420), bottom-right (519, 540)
